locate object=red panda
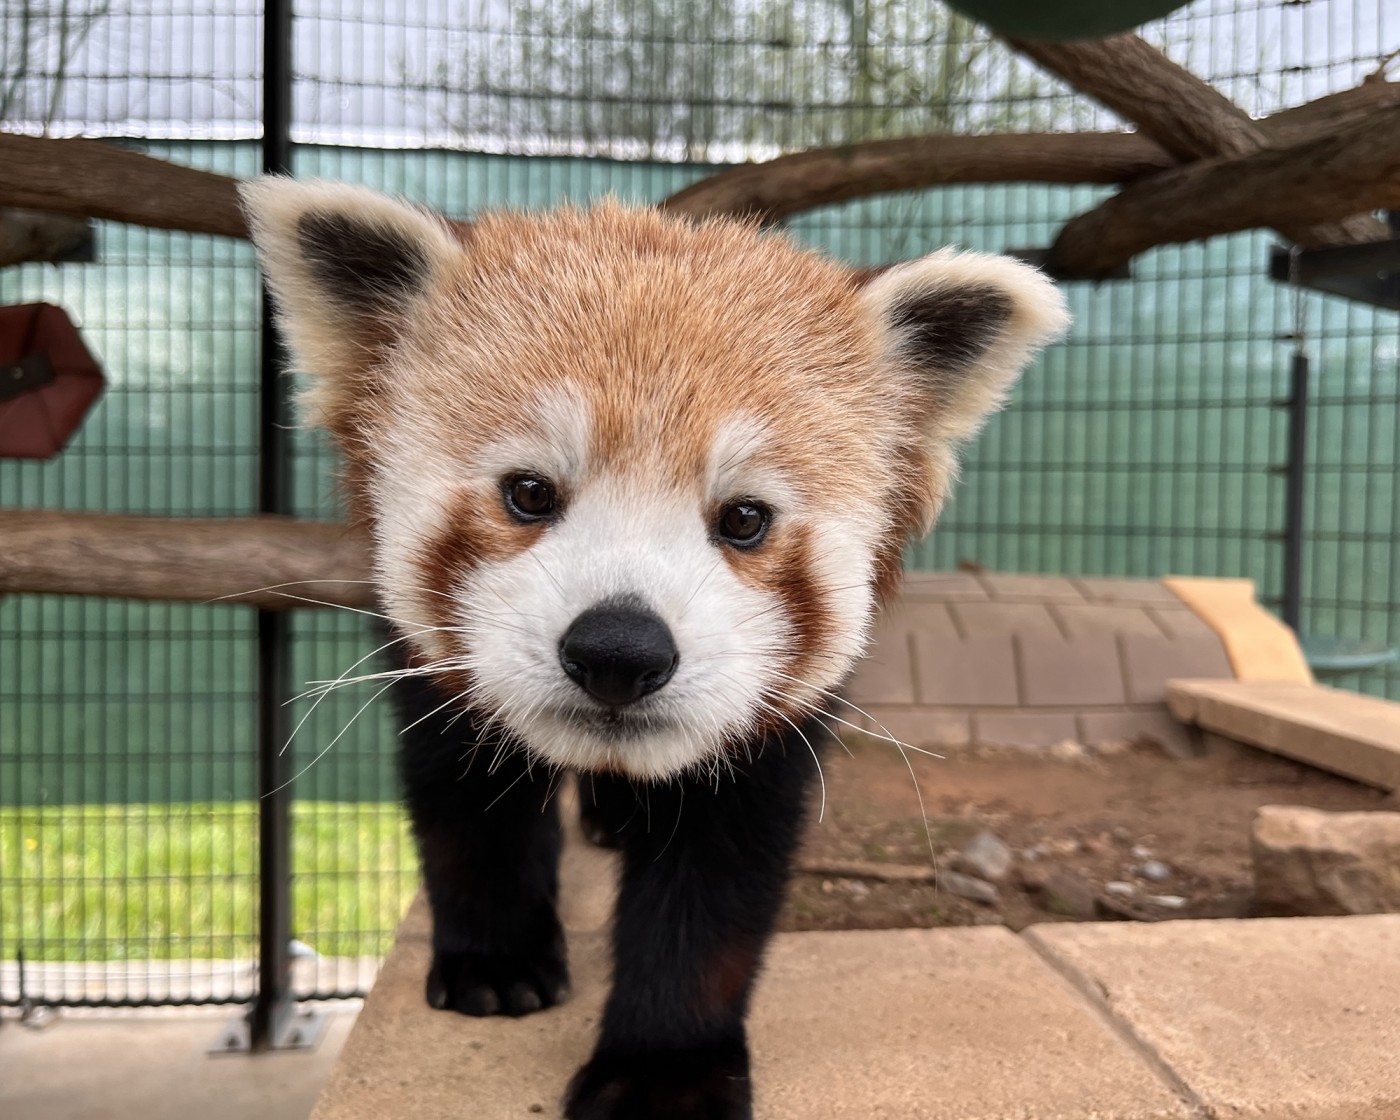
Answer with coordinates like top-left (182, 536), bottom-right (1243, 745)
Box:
top-left (240, 177), bottom-right (1069, 1120)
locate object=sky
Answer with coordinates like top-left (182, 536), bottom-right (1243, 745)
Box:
top-left (0, 0), bottom-right (1394, 156)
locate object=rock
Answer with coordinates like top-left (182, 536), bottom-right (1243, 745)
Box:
top-left (1146, 894), bottom-right (1188, 909)
top-left (1095, 893), bottom-right (1154, 922)
top-left (1130, 844), bottom-right (1153, 860)
top-left (1026, 870), bottom-right (1096, 919)
top-left (1135, 860), bottom-right (1172, 882)
top-left (839, 879), bottom-right (871, 900)
top-left (939, 869), bottom-right (1000, 906)
top-left (1252, 805), bottom-right (1400, 916)
top-left (1105, 880), bottom-right (1136, 897)
top-left (1048, 739), bottom-right (1088, 762)
top-left (1093, 738), bottom-right (1133, 757)
top-left (1016, 862), bottom-right (1052, 890)
top-left (955, 829), bottom-right (1014, 883)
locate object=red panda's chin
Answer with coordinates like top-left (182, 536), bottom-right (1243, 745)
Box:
top-left (508, 706), bottom-right (729, 780)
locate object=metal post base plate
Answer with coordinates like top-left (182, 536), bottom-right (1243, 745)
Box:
top-left (208, 1000), bottom-right (328, 1054)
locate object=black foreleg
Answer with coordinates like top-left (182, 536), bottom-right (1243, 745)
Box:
top-left (565, 723), bottom-right (822, 1120)
top-left (394, 672), bottom-right (569, 1018)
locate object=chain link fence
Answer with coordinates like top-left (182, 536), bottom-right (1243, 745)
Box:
top-left (1, 0), bottom-right (1397, 1008)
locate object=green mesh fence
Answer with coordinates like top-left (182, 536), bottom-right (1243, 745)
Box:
top-left (1, 0), bottom-right (1396, 1004)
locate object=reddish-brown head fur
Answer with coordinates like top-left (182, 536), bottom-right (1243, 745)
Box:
top-left (241, 179), bottom-right (1068, 777)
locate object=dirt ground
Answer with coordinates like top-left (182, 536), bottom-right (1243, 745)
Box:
top-left (781, 732), bottom-right (1392, 932)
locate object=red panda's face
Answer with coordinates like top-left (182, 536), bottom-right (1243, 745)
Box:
top-left (242, 180), bottom-right (1068, 778)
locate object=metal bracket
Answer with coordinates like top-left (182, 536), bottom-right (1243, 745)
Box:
top-left (208, 999), bottom-right (328, 1055)
top-left (0, 353), bottom-right (56, 401)
top-left (1268, 218), bottom-right (1400, 311)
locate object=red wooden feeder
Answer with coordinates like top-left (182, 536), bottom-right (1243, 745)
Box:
top-left (0, 303), bottom-right (106, 460)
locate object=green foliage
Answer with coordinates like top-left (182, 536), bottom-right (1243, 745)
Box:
top-left (0, 802), bottom-right (418, 961)
top-left (0, 0), bottom-right (111, 125)
top-left (433, 0), bottom-right (1074, 159)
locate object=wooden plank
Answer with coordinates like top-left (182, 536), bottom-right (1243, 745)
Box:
top-left (1164, 576), bottom-right (1312, 684)
top-left (1168, 678), bottom-right (1400, 792)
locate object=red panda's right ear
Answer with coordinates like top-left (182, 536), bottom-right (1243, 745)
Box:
top-left (237, 177), bottom-right (463, 414)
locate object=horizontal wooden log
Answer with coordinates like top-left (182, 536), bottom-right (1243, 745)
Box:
top-left (0, 207), bottom-right (92, 267)
top-left (1010, 35), bottom-right (1391, 252)
top-left (0, 133), bottom-right (248, 238)
top-left (1046, 104), bottom-right (1400, 277)
top-left (661, 132), bottom-right (1172, 222)
top-left (0, 508), bottom-right (372, 609)
top-left (660, 80), bottom-right (1399, 223)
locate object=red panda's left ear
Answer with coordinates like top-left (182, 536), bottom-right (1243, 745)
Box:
top-left (859, 249), bottom-right (1070, 446)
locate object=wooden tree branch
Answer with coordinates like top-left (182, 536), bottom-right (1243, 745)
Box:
top-left (1, 79), bottom-right (1390, 244)
top-left (1008, 34), bottom-right (1390, 249)
top-left (660, 80), bottom-right (1398, 223)
top-left (0, 207), bottom-right (92, 266)
top-left (0, 508), bottom-right (372, 608)
top-left (1046, 104), bottom-right (1400, 277)
top-left (661, 132), bottom-right (1172, 222)
top-left (0, 133), bottom-right (248, 238)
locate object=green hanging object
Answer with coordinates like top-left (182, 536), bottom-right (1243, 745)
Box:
top-left (944, 0), bottom-right (1194, 41)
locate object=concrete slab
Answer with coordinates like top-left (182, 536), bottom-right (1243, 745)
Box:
top-left (311, 909), bottom-right (1190, 1120)
top-left (1053, 603), bottom-right (1167, 636)
top-left (847, 628), bottom-right (916, 705)
top-left (1169, 678), bottom-right (1400, 791)
top-left (858, 705), bottom-right (972, 749)
top-left (1026, 915), bottom-right (1400, 1120)
top-left (0, 1005), bottom-right (358, 1120)
top-left (1017, 632), bottom-right (1126, 706)
top-left (912, 633), bottom-right (1019, 707)
top-left (972, 709), bottom-right (1079, 749)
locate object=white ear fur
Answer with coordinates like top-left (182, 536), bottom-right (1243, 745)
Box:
top-left (237, 177), bottom-right (462, 414)
top-left (860, 248), bottom-right (1070, 445)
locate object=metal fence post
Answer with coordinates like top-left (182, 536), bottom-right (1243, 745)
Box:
top-left (1280, 348), bottom-right (1310, 635)
top-left (249, 0), bottom-right (297, 1052)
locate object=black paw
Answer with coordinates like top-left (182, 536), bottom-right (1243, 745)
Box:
top-left (425, 928), bottom-right (569, 1017)
top-left (564, 1042), bottom-right (752, 1120)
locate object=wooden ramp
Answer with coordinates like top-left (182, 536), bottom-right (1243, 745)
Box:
top-left (1169, 678), bottom-right (1400, 792)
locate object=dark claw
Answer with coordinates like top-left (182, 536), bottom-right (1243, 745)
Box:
top-left (425, 933), bottom-right (569, 1019)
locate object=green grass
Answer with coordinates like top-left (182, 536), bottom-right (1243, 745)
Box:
top-left (0, 803), bottom-right (418, 961)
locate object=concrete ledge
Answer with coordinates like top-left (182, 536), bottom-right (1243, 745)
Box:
top-left (1169, 678), bottom-right (1400, 791)
top-left (311, 902), bottom-right (1192, 1120)
top-left (313, 899), bottom-right (1400, 1120)
top-left (1027, 915), bottom-right (1400, 1119)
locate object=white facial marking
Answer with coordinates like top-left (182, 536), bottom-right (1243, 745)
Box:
top-left (461, 474), bottom-right (788, 777)
top-left (374, 397), bottom-right (880, 779)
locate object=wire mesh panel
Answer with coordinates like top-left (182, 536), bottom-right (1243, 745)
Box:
top-left (1, 0), bottom-right (1398, 1009)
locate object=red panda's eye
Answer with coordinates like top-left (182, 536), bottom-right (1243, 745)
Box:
top-left (718, 502), bottom-right (770, 547)
top-left (504, 476), bottom-right (557, 521)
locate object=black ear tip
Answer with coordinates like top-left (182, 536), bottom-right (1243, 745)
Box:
top-left (888, 284), bottom-right (1014, 371)
top-left (295, 210), bottom-right (432, 313)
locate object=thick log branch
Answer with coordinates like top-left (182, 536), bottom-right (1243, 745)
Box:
top-left (0, 509), bottom-right (372, 609)
top-left (1008, 33), bottom-right (1257, 161)
top-left (0, 207), bottom-right (92, 266)
top-left (1009, 35), bottom-right (1390, 249)
top-left (0, 133), bottom-right (247, 238)
top-left (2, 80), bottom-right (1392, 245)
top-left (661, 80), bottom-right (1398, 223)
top-left (1047, 104), bottom-right (1400, 277)
top-left (661, 132), bottom-right (1171, 222)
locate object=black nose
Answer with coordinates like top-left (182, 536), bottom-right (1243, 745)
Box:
top-left (559, 602), bottom-right (679, 706)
